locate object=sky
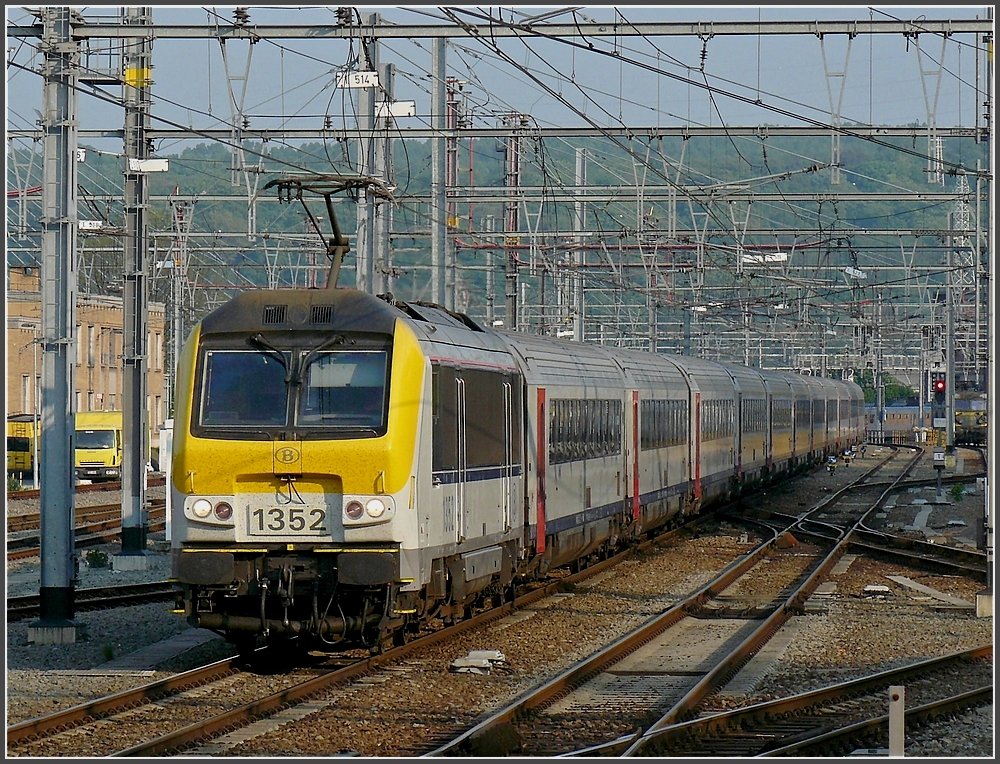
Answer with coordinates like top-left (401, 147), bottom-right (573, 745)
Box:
top-left (5, 4), bottom-right (993, 161)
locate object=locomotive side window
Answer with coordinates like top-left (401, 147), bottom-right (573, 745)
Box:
top-left (432, 365), bottom-right (522, 474)
top-left (297, 350), bottom-right (388, 430)
top-left (200, 350), bottom-right (288, 427)
top-left (463, 369), bottom-right (506, 468)
top-left (8, 436), bottom-right (30, 453)
top-left (432, 365), bottom-right (458, 472)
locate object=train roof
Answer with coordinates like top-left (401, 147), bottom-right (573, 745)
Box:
top-left (200, 288), bottom-right (402, 337)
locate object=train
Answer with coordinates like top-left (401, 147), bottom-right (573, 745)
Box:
top-left (169, 287), bottom-right (865, 653)
top-left (954, 390), bottom-right (988, 446)
top-left (862, 391), bottom-right (989, 447)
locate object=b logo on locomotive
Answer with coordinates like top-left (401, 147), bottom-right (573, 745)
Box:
top-left (275, 446), bottom-right (300, 464)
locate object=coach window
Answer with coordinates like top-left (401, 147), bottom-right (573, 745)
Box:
top-left (642, 399), bottom-right (656, 450)
top-left (588, 401), bottom-right (599, 457)
top-left (549, 400), bottom-right (566, 464)
top-left (571, 400), bottom-right (582, 459)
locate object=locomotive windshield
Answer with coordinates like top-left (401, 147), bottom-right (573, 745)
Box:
top-left (197, 346), bottom-right (388, 435)
top-left (297, 350), bottom-right (387, 429)
top-left (200, 349), bottom-right (289, 427)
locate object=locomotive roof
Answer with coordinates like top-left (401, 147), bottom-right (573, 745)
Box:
top-left (200, 288), bottom-right (412, 337)
top-left (199, 288), bottom-right (498, 340)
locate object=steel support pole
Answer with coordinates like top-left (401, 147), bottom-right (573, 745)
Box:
top-left (431, 37), bottom-right (446, 305)
top-left (373, 61), bottom-right (394, 296)
top-left (355, 13), bottom-right (378, 293)
top-left (977, 13), bottom-right (993, 618)
top-left (946, 244), bottom-right (956, 451)
top-left (573, 148), bottom-right (586, 342)
top-left (503, 115), bottom-right (522, 330)
top-left (117, 6), bottom-right (152, 570)
top-left (30, 6), bottom-right (83, 644)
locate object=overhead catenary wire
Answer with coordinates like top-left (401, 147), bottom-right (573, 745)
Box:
top-left (6, 7), bottom-right (985, 345)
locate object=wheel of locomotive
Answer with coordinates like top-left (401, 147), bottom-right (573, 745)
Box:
top-left (390, 620), bottom-right (410, 647)
top-left (229, 631), bottom-right (260, 659)
top-left (504, 579), bottom-right (517, 603)
top-left (367, 625), bottom-right (403, 655)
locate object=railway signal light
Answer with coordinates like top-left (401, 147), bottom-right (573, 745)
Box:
top-left (931, 372), bottom-right (946, 405)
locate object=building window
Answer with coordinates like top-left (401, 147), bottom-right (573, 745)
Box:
top-left (21, 375), bottom-right (31, 413)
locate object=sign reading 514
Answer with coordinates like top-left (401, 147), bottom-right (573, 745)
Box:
top-left (337, 71), bottom-right (380, 89)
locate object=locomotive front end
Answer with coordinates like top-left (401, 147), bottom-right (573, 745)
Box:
top-left (171, 290), bottom-right (425, 651)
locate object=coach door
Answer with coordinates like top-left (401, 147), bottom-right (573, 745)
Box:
top-left (455, 376), bottom-right (467, 543)
top-left (629, 390), bottom-right (640, 521)
top-left (432, 364), bottom-right (467, 545)
top-left (502, 379), bottom-right (515, 532)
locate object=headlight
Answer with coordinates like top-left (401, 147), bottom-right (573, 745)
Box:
top-left (365, 498), bottom-right (386, 518)
top-left (191, 498), bottom-right (212, 518)
top-left (345, 500), bottom-right (364, 520)
top-left (214, 501), bottom-right (233, 521)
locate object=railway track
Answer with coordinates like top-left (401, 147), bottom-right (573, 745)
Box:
top-left (6, 581), bottom-right (178, 622)
top-left (423, 446), bottom-right (987, 757)
top-left (622, 646), bottom-right (992, 757)
top-left (423, 525), bottom-right (823, 755)
top-left (6, 500), bottom-right (167, 561)
top-left (6, 474), bottom-right (166, 502)
top-left (7, 500), bottom-right (166, 535)
top-left (7, 652), bottom-right (257, 752)
top-left (3, 518), bottom-right (713, 757)
top-left (748, 447), bottom-right (987, 581)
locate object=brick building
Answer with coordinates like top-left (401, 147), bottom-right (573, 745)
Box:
top-left (5, 267), bottom-right (168, 438)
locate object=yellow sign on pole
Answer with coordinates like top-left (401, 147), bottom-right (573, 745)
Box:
top-left (124, 67), bottom-right (152, 88)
